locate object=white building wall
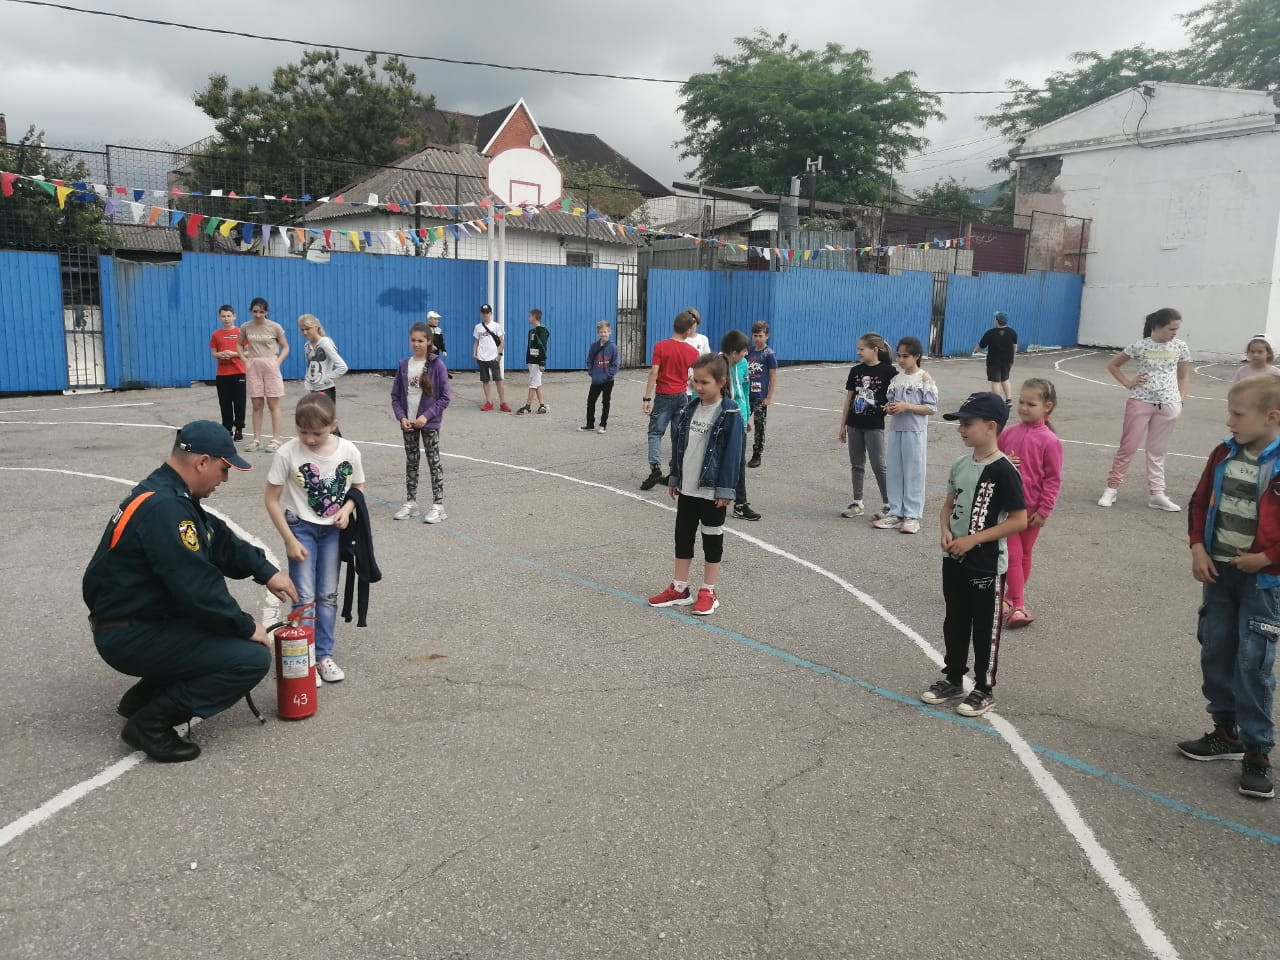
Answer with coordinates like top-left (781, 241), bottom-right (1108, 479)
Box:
top-left (1018, 102), bottom-right (1280, 359)
top-left (297, 212), bottom-right (637, 269)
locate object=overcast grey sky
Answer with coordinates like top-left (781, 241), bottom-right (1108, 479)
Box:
top-left (1, 0), bottom-right (1193, 194)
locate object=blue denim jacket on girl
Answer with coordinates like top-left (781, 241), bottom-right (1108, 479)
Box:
top-left (667, 394), bottom-right (745, 501)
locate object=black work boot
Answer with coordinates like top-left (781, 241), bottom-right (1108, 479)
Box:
top-left (639, 465), bottom-right (663, 491)
top-left (121, 695), bottom-right (201, 763)
top-left (116, 677), bottom-right (167, 719)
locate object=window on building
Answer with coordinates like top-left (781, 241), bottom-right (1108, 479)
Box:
top-left (565, 251), bottom-right (594, 268)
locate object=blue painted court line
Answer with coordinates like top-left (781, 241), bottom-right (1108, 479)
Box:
top-left (434, 524), bottom-right (1280, 849)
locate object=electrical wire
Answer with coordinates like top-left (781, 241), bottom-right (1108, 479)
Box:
top-left (2, 0), bottom-right (1041, 96)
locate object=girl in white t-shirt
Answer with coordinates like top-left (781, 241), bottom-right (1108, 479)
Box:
top-left (265, 393), bottom-right (365, 683)
top-left (1099, 308), bottom-right (1189, 511)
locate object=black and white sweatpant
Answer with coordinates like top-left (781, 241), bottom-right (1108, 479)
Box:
top-left (941, 559), bottom-right (1005, 693)
top-left (403, 427), bottom-right (444, 504)
top-left (674, 493), bottom-right (727, 564)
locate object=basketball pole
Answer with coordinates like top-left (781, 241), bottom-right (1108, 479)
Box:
top-left (497, 213), bottom-right (508, 381)
top-left (486, 208), bottom-right (495, 314)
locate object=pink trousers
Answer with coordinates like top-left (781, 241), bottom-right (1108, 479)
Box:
top-left (1005, 525), bottom-right (1041, 610)
top-left (1106, 397), bottom-right (1182, 493)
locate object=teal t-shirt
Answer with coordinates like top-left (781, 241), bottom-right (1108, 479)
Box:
top-left (945, 452), bottom-right (1026, 575)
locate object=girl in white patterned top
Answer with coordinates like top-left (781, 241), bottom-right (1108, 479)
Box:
top-left (1098, 308), bottom-right (1189, 512)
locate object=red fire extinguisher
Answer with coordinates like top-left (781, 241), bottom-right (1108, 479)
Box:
top-left (273, 602), bottom-right (317, 721)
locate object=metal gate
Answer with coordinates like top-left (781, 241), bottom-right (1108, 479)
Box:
top-left (60, 247), bottom-right (106, 392)
top-left (615, 262), bottom-right (647, 367)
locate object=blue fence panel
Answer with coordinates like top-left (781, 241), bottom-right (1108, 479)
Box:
top-left (504, 263), bottom-right (618, 371)
top-left (942, 271), bottom-right (1082, 356)
top-left (774, 270), bottom-right (933, 362)
top-left (1035, 271), bottom-right (1085, 349)
top-left (0, 252), bottom-right (65, 393)
top-left (646, 268), bottom-right (932, 364)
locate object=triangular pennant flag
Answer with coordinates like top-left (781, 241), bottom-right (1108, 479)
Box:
top-left (362, 230), bottom-right (372, 248)
top-left (241, 223), bottom-right (255, 245)
top-left (127, 202), bottom-right (143, 224)
top-left (205, 216), bottom-right (222, 236)
top-left (294, 227), bottom-right (305, 246)
top-left (322, 229), bottom-right (332, 246)
top-left (113, 185), bottom-right (127, 195)
top-left (35, 180), bottom-right (56, 198)
top-left (348, 230), bottom-right (360, 251)
top-left (103, 197), bottom-right (119, 217)
top-left (92, 183), bottom-right (107, 197)
top-left (185, 214), bottom-right (203, 237)
top-left (209, 189), bottom-right (223, 198)
top-left (145, 206), bottom-right (163, 225)
top-left (396, 230), bottom-right (407, 246)
top-left (219, 219), bottom-right (237, 237)
top-left (278, 226), bottom-right (290, 248)
top-left (333, 195), bottom-right (345, 204)
top-left (132, 189), bottom-right (144, 203)
top-left (1, 171), bottom-right (17, 197)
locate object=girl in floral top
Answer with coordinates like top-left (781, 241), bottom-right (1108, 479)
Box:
top-left (1098, 308), bottom-right (1189, 512)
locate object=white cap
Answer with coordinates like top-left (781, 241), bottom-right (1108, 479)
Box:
top-left (1248, 333), bottom-right (1273, 349)
top-left (426, 310), bottom-right (441, 320)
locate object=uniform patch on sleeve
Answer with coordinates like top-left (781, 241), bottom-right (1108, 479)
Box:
top-left (177, 520), bottom-right (200, 551)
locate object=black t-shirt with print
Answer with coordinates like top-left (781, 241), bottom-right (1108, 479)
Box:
top-left (845, 361), bottom-right (897, 429)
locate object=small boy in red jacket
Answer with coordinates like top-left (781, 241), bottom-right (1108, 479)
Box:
top-left (1182, 374), bottom-right (1280, 799)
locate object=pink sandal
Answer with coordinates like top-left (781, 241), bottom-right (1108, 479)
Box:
top-left (1007, 608), bottom-right (1034, 628)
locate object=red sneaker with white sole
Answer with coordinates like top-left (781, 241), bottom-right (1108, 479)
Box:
top-left (691, 587), bottom-right (719, 615)
top-left (648, 583), bottom-right (692, 607)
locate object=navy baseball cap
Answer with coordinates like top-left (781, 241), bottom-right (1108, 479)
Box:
top-left (480, 303), bottom-right (492, 313)
top-left (176, 420), bottom-right (251, 470)
top-left (942, 392), bottom-right (1009, 426)
top-left (994, 311), bottom-right (1008, 323)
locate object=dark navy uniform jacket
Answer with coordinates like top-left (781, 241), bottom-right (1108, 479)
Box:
top-left (82, 463), bottom-right (278, 638)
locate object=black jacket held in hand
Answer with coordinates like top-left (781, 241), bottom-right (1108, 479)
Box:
top-left (339, 488), bottom-right (382, 627)
top-left (82, 462), bottom-right (277, 638)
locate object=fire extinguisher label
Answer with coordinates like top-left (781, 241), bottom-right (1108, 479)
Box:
top-left (280, 637), bottom-right (310, 679)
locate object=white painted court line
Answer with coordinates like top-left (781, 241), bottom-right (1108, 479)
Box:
top-left (0, 401), bottom-right (156, 415)
top-left (1193, 363), bottom-right (1230, 383)
top-left (0, 465), bottom-right (281, 852)
top-left (1, 428), bottom-right (1181, 959)
top-left (1054, 351), bottom-right (1222, 402)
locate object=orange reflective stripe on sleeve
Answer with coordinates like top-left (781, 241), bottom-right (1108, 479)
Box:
top-left (109, 491), bottom-right (156, 549)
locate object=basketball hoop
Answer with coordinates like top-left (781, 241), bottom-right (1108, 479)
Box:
top-left (486, 148), bottom-right (563, 207)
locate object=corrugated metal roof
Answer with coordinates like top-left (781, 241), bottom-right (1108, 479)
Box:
top-left (105, 224), bottom-right (182, 253)
top-left (300, 147), bottom-right (643, 246)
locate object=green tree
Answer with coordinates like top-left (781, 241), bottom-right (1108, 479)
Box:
top-left (188, 50), bottom-right (436, 218)
top-left (981, 45), bottom-right (1187, 166)
top-left (0, 125), bottom-right (106, 251)
top-left (556, 157), bottom-right (645, 221)
top-left (1180, 0), bottom-right (1280, 90)
top-left (910, 177), bottom-right (985, 221)
top-left (676, 30), bottom-right (942, 204)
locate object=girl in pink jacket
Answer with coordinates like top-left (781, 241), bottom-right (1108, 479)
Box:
top-left (997, 378), bottom-right (1064, 627)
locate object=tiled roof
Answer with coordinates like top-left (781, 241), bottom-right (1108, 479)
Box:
top-left (300, 147), bottom-right (643, 246)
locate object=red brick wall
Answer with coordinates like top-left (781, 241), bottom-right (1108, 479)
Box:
top-left (486, 106), bottom-right (551, 157)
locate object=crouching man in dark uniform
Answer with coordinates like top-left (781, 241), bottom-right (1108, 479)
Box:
top-left (83, 420), bottom-right (298, 762)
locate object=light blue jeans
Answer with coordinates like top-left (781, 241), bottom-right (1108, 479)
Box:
top-left (286, 513), bottom-right (340, 660)
top-left (1197, 565), bottom-right (1278, 751)
top-left (886, 429), bottom-right (927, 520)
top-left (646, 392), bottom-right (684, 468)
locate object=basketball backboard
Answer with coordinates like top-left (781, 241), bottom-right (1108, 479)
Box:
top-left (487, 148), bottom-right (563, 207)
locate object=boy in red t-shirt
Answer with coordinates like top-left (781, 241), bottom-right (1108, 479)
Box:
top-left (641, 309), bottom-right (702, 490)
top-left (209, 304), bottom-right (247, 440)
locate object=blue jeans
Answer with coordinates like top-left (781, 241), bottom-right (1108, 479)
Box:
top-left (647, 392), bottom-right (684, 468)
top-left (887, 429), bottom-right (927, 520)
top-left (286, 513), bottom-right (340, 660)
top-left (1198, 564), bottom-right (1278, 751)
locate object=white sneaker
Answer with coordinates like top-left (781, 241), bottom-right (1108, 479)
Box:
top-left (422, 503), bottom-right (447, 524)
top-left (1098, 487), bottom-right (1118, 507)
top-left (316, 671), bottom-right (322, 688)
top-left (1148, 492), bottom-right (1181, 512)
top-left (317, 657), bottom-right (345, 683)
top-left (394, 501), bottom-right (418, 520)
top-left (596, 426), bottom-right (607, 434)
top-left (900, 518), bottom-right (921, 534)
top-left (871, 515), bottom-right (902, 530)
top-left (243, 438), bottom-right (261, 452)
top-left (841, 501), bottom-right (865, 518)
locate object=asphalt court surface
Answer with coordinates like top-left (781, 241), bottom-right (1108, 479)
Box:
top-left (1, 349), bottom-right (1276, 959)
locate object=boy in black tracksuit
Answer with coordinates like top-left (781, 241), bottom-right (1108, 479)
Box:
top-left (920, 392), bottom-right (1027, 718)
top-left (977, 311), bottom-right (1018, 405)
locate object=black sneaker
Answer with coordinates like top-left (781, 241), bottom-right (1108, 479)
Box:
top-left (639, 466), bottom-right (662, 491)
top-left (733, 502), bottom-right (762, 521)
top-left (233, 428), bottom-right (243, 441)
top-left (957, 689), bottom-right (995, 717)
top-left (747, 455), bottom-right (761, 468)
top-left (578, 424), bottom-right (596, 431)
top-left (1177, 725), bottom-right (1245, 761)
top-left (920, 679), bottom-right (965, 705)
top-left (1239, 751), bottom-right (1274, 799)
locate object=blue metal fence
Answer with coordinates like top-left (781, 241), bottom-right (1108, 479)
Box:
top-left (646, 268), bottom-right (934, 361)
top-left (0, 252), bottom-right (65, 393)
top-left (942, 271), bottom-right (1084, 356)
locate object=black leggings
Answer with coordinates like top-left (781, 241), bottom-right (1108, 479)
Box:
top-left (674, 494), bottom-right (726, 564)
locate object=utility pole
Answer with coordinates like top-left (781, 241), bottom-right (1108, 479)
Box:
top-left (805, 156), bottom-right (822, 221)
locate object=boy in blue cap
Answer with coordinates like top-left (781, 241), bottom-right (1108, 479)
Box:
top-left (921, 393), bottom-right (1027, 717)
